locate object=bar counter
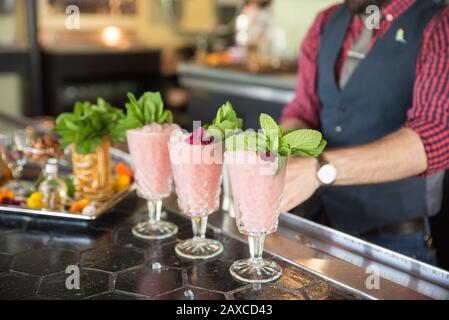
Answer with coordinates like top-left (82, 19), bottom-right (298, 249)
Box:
top-left (1, 114), bottom-right (449, 300)
top-left (0, 192), bottom-right (366, 300)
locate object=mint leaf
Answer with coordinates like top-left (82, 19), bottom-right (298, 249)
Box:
top-left (54, 99), bottom-right (125, 154)
top-left (259, 113), bottom-right (281, 154)
top-left (114, 91), bottom-right (173, 138)
top-left (281, 129), bottom-right (327, 157)
top-left (157, 110), bottom-right (173, 124)
top-left (278, 146), bottom-right (292, 157)
top-left (225, 113), bottom-right (327, 159)
top-left (128, 93), bottom-right (144, 122)
top-left (259, 113), bottom-right (279, 133)
top-left (207, 102), bottom-right (243, 139)
top-left (225, 113), bottom-right (326, 158)
top-left (291, 139), bottom-right (327, 157)
top-left (282, 130), bottom-right (322, 151)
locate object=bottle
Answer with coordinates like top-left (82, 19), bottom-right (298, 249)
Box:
top-left (38, 158), bottom-right (67, 211)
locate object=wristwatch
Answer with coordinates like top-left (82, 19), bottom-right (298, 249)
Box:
top-left (316, 155), bottom-right (337, 186)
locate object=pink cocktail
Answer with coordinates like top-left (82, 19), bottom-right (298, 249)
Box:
top-left (168, 129), bottom-right (224, 260)
top-left (226, 150), bottom-right (287, 283)
top-left (127, 123), bottom-right (179, 240)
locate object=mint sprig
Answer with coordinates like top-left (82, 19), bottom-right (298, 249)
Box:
top-left (226, 113), bottom-right (327, 158)
top-left (206, 102), bottom-right (243, 139)
top-left (54, 98), bottom-right (125, 154)
top-left (113, 91), bottom-right (173, 141)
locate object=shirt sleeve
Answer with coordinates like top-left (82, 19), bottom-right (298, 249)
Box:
top-left (404, 7), bottom-right (449, 175)
top-left (280, 4), bottom-right (340, 129)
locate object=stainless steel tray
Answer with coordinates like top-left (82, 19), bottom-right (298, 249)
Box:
top-left (0, 147), bottom-right (135, 221)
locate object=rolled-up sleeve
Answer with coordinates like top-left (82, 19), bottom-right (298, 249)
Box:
top-left (404, 8), bottom-right (449, 175)
top-left (280, 5), bottom-right (340, 129)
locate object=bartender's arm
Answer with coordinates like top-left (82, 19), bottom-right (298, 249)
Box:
top-left (280, 129), bottom-right (428, 212)
top-left (280, 7), bottom-right (449, 212)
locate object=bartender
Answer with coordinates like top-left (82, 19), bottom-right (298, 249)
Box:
top-left (280, 0), bottom-right (449, 264)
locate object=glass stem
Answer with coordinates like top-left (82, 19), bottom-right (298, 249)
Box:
top-left (191, 215), bottom-right (208, 240)
top-left (147, 200), bottom-right (162, 224)
top-left (248, 235), bottom-right (265, 263)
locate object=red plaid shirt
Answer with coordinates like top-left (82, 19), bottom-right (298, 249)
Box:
top-left (281, 0), bottom-right (449, 175)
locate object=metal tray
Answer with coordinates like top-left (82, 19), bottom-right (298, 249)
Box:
top-left (0, 147), bottom-right (135, 221)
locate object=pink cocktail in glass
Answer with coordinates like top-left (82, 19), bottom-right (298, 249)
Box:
top-left (127, 123), bottom-right (179, 240)
top-left (226, 150), bottom-right (287, 283)
top-left (168, 129), bottom-right (224, 260)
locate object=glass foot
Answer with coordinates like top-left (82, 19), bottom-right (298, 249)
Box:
top-left (132, 220), bottom-right (178, 240)
top-left (230, 258), bottom-right (282, 284)
top-left (175, 238), bottom-right (223, 260)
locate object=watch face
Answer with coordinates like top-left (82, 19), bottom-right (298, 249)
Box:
top-left (317, 164), bottom-right (337, 185)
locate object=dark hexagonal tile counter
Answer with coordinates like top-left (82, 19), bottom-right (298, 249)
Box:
top-left (87, 291), bottom-right (148, 300)
top-left (11, 247), bottom-right (80, 276)
top-left (0, 193), bottom-right (363, 300)
top-left (38, 268), bottom-right (110, 299)
top-left (156, 287), bottom-right (226, 300)
top-left (81, 245), bottom-right (145, 272)
top-left (115, 265), bottom-right (183, 297)
top-left (186, 259), bottom-right (246, 293)
top-left (0, 272), bottom-right (40, 299)
top-left (0, 253), bottom-right (11, 272)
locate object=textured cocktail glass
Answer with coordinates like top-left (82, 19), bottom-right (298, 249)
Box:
top-left (168, 130), bottom-right (224, 260)
top-left (127, 124), bottom-right (179, 240)
top-left (0, 130), bottom-right (29, 196)
top-left (226, 151), bottom-right (287, 283)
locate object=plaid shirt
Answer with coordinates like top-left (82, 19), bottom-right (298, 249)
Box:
top-left (281, 0), bottom-right (449, 175)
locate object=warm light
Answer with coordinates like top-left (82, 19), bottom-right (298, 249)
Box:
top-left (235, 14), bottom-right (250, 46)
top-left (102, 26), bottom-right (122, 47)
top-left (236, 14), bottom-right (250, 31)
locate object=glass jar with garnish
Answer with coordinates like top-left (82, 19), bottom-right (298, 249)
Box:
top-left (53, 98), bottom-right (125, 202)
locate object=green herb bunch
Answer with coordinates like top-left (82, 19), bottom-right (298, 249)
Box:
top-left (206, 101), bottom-right (244, 139)
top-left (53, 98), bottom-right (125, 154)
top-left (226, 113), bottom-right (327, 157)
top-left (114, 91), bottom-right (173, 141)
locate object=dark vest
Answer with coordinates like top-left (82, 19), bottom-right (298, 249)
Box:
top-left (318, 0), bottom-right (444, 234)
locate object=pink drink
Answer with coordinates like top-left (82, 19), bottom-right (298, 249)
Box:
top-left (168, 131), bottom-right (223, 216)
top-left (127, 123), bottom-right (179, 200)
top-left (226, 151), bottom-right (287, 235)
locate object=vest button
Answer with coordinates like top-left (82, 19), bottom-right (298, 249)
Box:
top-left (335, 126), bottom-right (343, 133)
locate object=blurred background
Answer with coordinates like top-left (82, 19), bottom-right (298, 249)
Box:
top-left (0, 0), bottom-right (335, 129)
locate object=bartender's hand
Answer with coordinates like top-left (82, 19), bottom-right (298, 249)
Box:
top-left (280, 157), bottom-right (320, 213)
